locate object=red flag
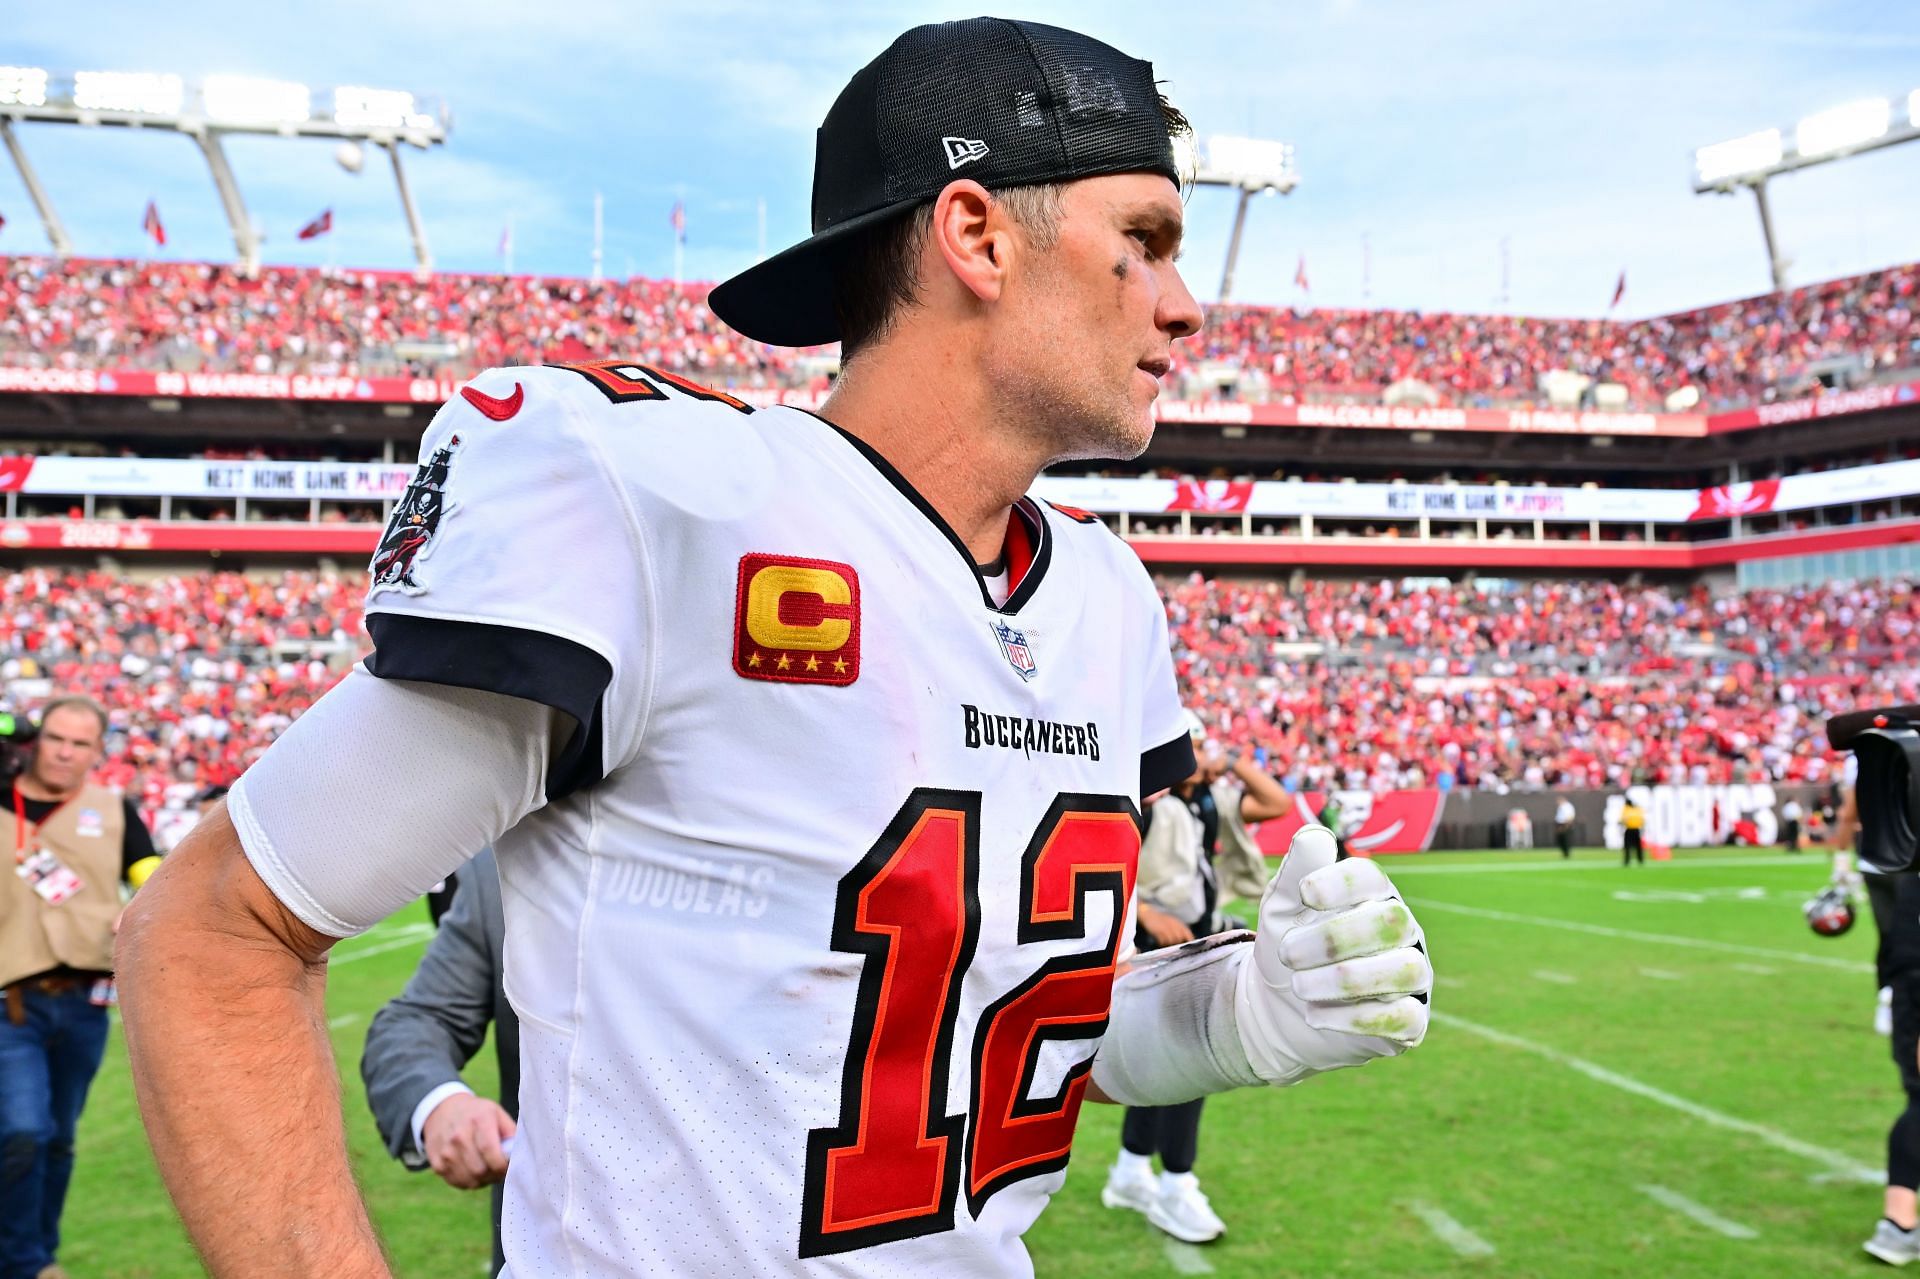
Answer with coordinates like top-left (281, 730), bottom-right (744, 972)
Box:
top-left (670, 200), bottom-right (686, 244)
top-left (296, 209), bottom-right (333, 241)
top-left (1293, 254), bottom-right (1309, 292)
top-left (0, 210), bottom-right (7, 235)
top-left (142, 200), bottom-right (166, 248)
top-left (1610, 269), bottom-right (1626, 309)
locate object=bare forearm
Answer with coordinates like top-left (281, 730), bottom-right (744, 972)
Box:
top-left (118, 815), bottom-right (388, 1277)
top-left (1232, 756), bottom-right (1293, 822)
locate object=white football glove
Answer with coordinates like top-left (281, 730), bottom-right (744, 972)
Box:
top-left (1233, 824), bottom-right (1431, 1086)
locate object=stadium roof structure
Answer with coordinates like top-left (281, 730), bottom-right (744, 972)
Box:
top-left (1692, 88), bottom-right (1920, 293)
top-left (1173, 131), bottom-right (1298, 302)
top-left (0, 68), bottom-right (449, 275)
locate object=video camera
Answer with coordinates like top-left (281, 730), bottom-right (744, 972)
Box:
top-left (1827, 704), bottom-right (1920, 873)
top-left (0, 710), bottom-right (38, 780)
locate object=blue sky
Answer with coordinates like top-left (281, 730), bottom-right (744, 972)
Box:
top-left (4, 1), bottom-right (1918, 318)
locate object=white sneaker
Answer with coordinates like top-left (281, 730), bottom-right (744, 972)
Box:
top-left (1148, 1173), bottom-right (1226, 1244)
top-left (1865, 1217), bottom-right (1920, 1265)
top-left (1880, 986), bottom-right (1895, 1037)
top-left (1101, 1160), bottom-right (1157, 1214)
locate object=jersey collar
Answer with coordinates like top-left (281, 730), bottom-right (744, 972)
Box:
top-left (802, 410), bottom-right (1054, 616)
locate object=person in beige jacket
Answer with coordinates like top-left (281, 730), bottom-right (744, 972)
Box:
top-left (1102, 717), bottom-right (1297, 1244)
top-left (1, 697), bottom-right (158, 1279)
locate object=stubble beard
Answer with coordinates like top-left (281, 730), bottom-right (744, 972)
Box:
top-left (1000, 360), bottom-right (1153, 467)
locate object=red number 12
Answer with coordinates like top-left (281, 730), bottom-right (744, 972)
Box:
top-left (799, 789), bottom-right (1140, 1257)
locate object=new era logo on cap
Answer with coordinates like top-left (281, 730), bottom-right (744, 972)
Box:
top-left (707, 17), bottom-right (1179, 347)
top-left (943, 136), bottom-right (990, 169)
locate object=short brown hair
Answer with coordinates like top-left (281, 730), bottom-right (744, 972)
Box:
top-left (38, 694), bottom-right (108, 742)
top-left (831, 93), bottom-right (1192, 359)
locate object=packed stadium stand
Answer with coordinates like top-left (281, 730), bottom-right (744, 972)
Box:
top-left (1163, 575), bottom-right (1915, 793)
top-left (4, 253), bottom-right (1920, 846)
top-left (6, 565), bottom-right (1898, 843)
top-left (3, 254), bottom-right (1917, 410)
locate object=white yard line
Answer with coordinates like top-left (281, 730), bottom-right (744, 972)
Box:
top-left (1636, 1184), bottom-right (1757, 1239)
top-left (1405, 1202), bottom-right (1496, 1257)
top-left (327, 1012), bottom-right (362, 1030)
top-left (1385, 855), bottom-right (1813, 876)
top-left (1731, 963), bottom-right (1777, 975)
top-left (1638, 968), bottom-right (1685, 981)
top-left (1408, 899), bottom-right (1871, 973)
top-left (1160, 1239), bottom-right (1215, 1275)
top-left (1435, 1011), bottom-right (1878, 1181)
top-left (332, 922), bottom-right (436, 966)
top-left (1532, 970), bottom-right (1577, 985)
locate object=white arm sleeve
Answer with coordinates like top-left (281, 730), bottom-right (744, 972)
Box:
top-left (228, 668), bottom-right (555, 939)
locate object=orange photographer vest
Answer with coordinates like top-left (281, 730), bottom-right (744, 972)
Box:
top-left (0, 783), bottom-right (126, 988)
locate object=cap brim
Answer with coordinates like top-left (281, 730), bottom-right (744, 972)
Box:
top-left (708, 198), bottom-right (924, 348)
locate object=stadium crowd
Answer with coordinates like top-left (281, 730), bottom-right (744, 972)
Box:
top-left (0, 568), bottom-right (1893, 842)
top-left (1164, 575), bottom-right (1909, 794)
top-left (3, 255), bottom-right (1917, 412)
top-left (0, 569), bottom-right (360, 844)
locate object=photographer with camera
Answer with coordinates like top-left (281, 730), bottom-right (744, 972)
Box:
top-left (1822, 707), bottom-right (1920, 1265)
top-left (1, 696), bottom-right (159, 1279)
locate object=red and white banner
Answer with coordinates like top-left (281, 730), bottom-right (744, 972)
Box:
top-left (0, 447), bottom-right (1912, 524)
top-left (1169, 479), bottom-right (1254, 512)
top-left (3, 364), bottom-right (1919, 440)
top-left (1253, 790), bottom-right (1447, 856)
top-left (1032, 475), bottom-right (1698, 524)
top-left (7, 512), bottom-right (1912, 569)
top-left (0, 367), bottom-right (465, 404)
top-left (1707, 378), bottom-right (1920, 433)
top-left (0, 456), bottom-right (414, 500)
top-left (1688, 479), bottom-right (1781, 521)
top-left (0, 520), bottom-right (378, 554)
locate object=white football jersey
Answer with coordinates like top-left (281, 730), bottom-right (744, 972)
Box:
top-left (361, 362), bottom-right (1193, 1277)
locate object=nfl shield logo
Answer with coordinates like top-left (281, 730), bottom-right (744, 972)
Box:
top-left (992, 621), bottom-right (1038, 682)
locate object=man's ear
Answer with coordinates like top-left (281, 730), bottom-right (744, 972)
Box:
top-left (929, 180), bottom-right (1010, 305)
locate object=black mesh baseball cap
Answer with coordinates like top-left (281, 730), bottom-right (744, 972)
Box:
top-left (708, 17), bottom-right (1180, 348)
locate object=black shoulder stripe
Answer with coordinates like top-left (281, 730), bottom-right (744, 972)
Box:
top-left (364, 614), bottom-right (611, 801)
top-left (1140, 731), bottom-right (1198, 799)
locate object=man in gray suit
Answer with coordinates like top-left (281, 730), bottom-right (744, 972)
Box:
top-left (361, 847), bottom-right (517, 1275)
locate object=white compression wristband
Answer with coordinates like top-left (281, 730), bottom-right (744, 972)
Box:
top-left (228, 667), bottom-right (555, 938)
top-left (1090, 931), bottom-right (1266, 1107)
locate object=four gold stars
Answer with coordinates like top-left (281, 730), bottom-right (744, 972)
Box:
top-left (743, 649), bottom-right (855, 679)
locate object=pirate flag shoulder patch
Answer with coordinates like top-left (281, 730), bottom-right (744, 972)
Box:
top-left (369, 435), bottom-right (461, 597)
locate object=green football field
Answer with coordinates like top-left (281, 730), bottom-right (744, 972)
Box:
top-left (55, 846), bottom-right (1900, 1277)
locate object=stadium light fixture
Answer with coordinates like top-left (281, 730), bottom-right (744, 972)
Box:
top-left (1692, 88), bottom-right (1920, 292)
top-left (0, 69), bottom-right (450, 275)
top-left (1174, 131), bottom-right (1299, 302)
top-left (201, 75), bottom-right (311, 127)
top-left (333, 87), bottom-right (438, 135)
top-left (0, 67), bottom-right (48, 109)
top-left (1693, 129), bottom-right (1781, 186)
top-left (1795, 97), bottom-right (1891, 158)
top-left (72, 71), bottom-right (184, 116)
